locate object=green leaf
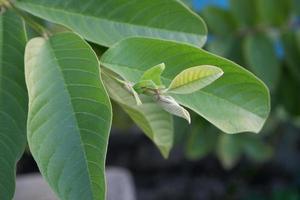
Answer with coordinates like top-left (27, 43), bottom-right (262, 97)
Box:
top-left (202, 6), bottom-right (237, 36)
top-left (179, 0), bottom-right (193, 8)
top-left (257, 0), bottom-right (291, 26)
top-left (15, 0), bottom-right (207, 47)
top-left (242, 135), bottom-right (273, 163)
top-left (101, 38), bottom-right (270, 134)
top-left (206, 37), bottom-right (246, 67)
top-left (167, 65), bottom-right (223, 94)
top-left (243, 33), bottom-right (281, 92)
top-left (102, 71), bottom-right (173, 158)
top-left (277, 69), bottom-right (300, 116)
top-left (296, 30), bottom-right (300, 48)
top-left (173, 117), bottom-right (190, 145)
top-left (292, 0), bottom-right (300, 15)
top-left (282, 31), bottom-right (300, 83)
top-left (0, 10), bottom-right (27, 200)
top-left (230, 0), bottom-right (258, 27)
top-left (217, 134), bottom-right (243, 169)
top-left (217, 134), bottom-right (272, 169)
top-left (25, 32), bottom-right (112, 200)
top-left (155, 95), bottom-right (191, 123)
top-left (141, 63), bottom-right (165, 86)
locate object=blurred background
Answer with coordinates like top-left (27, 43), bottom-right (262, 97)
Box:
top-left (17, 0), bottom-right (300, 199)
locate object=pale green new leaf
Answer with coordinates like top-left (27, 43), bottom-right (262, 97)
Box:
top-left (0, 10), bottom-right (27, 200)
top-left (167, 65), bottom-right (223, 94)
top-left (101, 38), bottom-right (270, 134)
top-left (102, 71), bottom-right (173, 158)
top-left (25, 33), bottom-right (112, 200)
top-left (141, 63), bottom-right (165, 86)
top-left (15, 0), bottom-right (207, 47)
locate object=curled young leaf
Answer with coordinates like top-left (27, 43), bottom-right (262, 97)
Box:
top-left (167, 65), bottom-right (224, 94)
top-left (141, 63), bottom-right (165, 86)
top-left (155, 95), bottom-right (191, 124)
top-left (123, 82), bottom-right (142, 105)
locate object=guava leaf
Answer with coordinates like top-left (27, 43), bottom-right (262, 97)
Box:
top-left (25, 32), bottom-right (112, 200)
top-left (167, 65), bottom-right (223, 94)
top-left (15, 0), bottom-right (207, 47)
top-left (0, 10), bottom-right (27, 200)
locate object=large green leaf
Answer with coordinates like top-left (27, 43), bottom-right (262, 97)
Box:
top-left (101, 38), bottom-right (270, 134)
top-left (102, 71), bottom-right (174, 158)
top-left (25, 32), bottom-right (112, 200)
top-left (0, 10), bottom-right (27, 200)
top-left (243, 33), bottom-right (281, 92)
top-left (15, 0), bottom-right (207, 47)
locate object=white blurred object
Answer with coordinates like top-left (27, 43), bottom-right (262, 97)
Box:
top-left (14, 167), bottom-right (136, 200)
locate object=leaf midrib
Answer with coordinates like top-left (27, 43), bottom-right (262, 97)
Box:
top-left (46, 39), bottom-right (95, 199)
top-left (170, 72), bottom-right (222, 90)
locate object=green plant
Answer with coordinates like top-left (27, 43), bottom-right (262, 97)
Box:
top-left (0, 0), bottom-right (270, 199)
